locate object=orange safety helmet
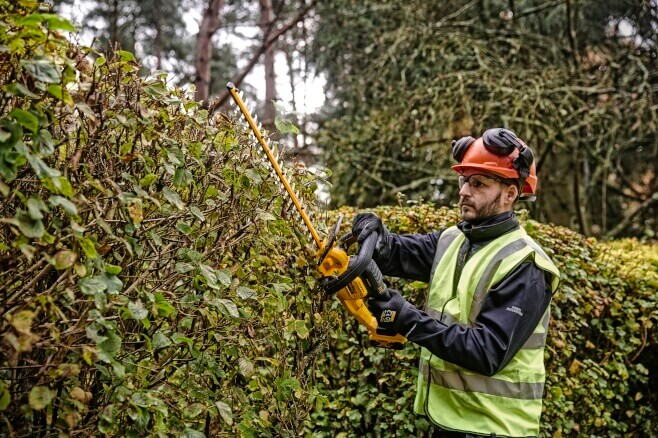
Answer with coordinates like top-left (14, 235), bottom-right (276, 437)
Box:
top-left (451, 128), bottom-right (537, 200)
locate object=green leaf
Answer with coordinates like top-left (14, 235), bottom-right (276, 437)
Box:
top-left (47, 84), bottom-right (73, 104)
top-left (181, 429), bottom-right (205, 438)
top-left (29, 386), bottom-right (53, 410)
top-left (105, 263), bottom-right (122, 275)
top-left (102, 273), bottom-right (123, 294)
top-left (199, 264), bottom-right (220, 289)
top-left (237, 286), bottom-right (256, 299)
top-left (174, 167), bottom-right (193, 187)
top-left (9, 109), bottom-right (39, 134)
top-left (162, 187), bottom-right (184, 209)
top-left (139, 173), bottom-right (157, 188)
top-left (5, 83), bottom-right (40, 99)
top-left (175, 262), bottom-right (195, 273)
top-left (294, 320), bottom-right (310, 339)
top-left (183, 403), bottom-right (205, 419)
top-left (15, 209), bottom-right (45, 238)
top-left (0, 382), bottom-right (10, 410)
top-left (20, 58), bottom-right (61, 84)
top-left (190, 206), bottom-right (205, 222)
top-left (78, 276), bottom-right (107, 295)
top-left (215, 401), bottom-right (233, 426)
top-left (154, 293), bottom-right (176, 317)
top-left (128, 300), bottom-right (148, 320)
top-left (77, 237), bottom-right (97, 258)
top-left (26, 197), bottom-right (47, 220)
top-left (216, 269), bottom-right (232, 287)
top-left (116, 50), bottom-right (136, 62)
top-left (48, 195), bottom-right (77, 216)
top-left (176, 221), bottom-right (192, 235)
top-left (152, 332), bottom-right (172, 349)
top-left (217, 299), bottom-right (239, 318)
top-left (274, 116), bottom-right (300, 135)
top-left (98, 330), bottom-right (122, 361)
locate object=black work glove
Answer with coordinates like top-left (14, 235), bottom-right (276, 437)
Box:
top-left (367, 289), bottom-right (414, 337)
top-left (352, 213), bottom-right (391, 259)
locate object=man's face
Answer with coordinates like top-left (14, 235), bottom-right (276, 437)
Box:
top-left (457, 171), bottom-right (515, 223)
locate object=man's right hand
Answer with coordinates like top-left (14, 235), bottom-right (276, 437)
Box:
top-left (352, 213), bottom-right (385, 244)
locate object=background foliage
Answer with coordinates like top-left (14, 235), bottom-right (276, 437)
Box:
top-left (310, 0), bottom-right (658, 240)
top-left (1, 2), bottom-right (657, 437)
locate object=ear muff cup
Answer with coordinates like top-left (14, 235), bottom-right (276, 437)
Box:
top-left (482, 128), bottom-right (534, 180)
top-left (482, 128), bottom-right (519, 155)
top-left (451, 136), bottom-right (475, 162)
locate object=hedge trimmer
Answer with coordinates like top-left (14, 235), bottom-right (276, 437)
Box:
top-left (227, 82), bottom-right (406, 349)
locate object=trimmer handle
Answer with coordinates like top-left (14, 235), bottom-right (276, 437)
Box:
top-left (321, 232), bottom-right (379, 294)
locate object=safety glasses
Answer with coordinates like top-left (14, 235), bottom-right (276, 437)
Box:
top-left (458, 174), bottom-right (513, 190)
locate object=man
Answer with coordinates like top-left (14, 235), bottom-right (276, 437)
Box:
top-left (352, 128), bottom-right (560, 438)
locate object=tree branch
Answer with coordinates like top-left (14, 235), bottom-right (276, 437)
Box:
top-left (207, 0), bottom-right (317, 113)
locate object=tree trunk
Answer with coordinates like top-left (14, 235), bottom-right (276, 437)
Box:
top-left (208, 0), bottom-right (317, 114)
top-left (260, 0), bottom-right (276, 132)
top-left (194, 0), bottom-right (224, 102)
top-left (154, 0), bottom-right (162, 69)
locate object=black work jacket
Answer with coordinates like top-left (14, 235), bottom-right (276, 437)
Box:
top-left (374, 211), bottom-right (552, 376)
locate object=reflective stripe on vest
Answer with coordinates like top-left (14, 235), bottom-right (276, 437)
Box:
top-left (414, 225), bottom-right (560, 437)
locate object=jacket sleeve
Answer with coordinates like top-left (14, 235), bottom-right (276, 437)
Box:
top-left (374, 231), bottom-right (442, 282)
top-left (400, 261), bottom-right (552, 376)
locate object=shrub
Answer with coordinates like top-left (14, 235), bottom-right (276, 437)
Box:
top-left (306, 206), bottom-right (658, 437)
top-left (1, 2), bottom-right (333, 435)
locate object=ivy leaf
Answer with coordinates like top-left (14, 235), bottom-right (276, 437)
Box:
top-left (128, 300), bottom-right (149, 320)
top-left (78, 276), bottom-right (107, 295)
top-left (26, 197), bottom-right (47, 220)
top-left (217, 299), bottom-right (239, 318)
top-left (29, 386), bottom-right (54, 410)
top-left (215, 401), bottom-right (233, 426)
top-left (163, 187), bottom-right (184, 210)
top-left (77, 237), bottom-right (97, 258)
top-left (48, 195), bottom-right (78, 216)
top-left (174, 167), bottom-right (193, 187)
top-left (176, 221), bottom-right (192, 235)
top-left (9, 109), bottom-right (39, 134)
top-left (293, 320), bottom-right (310, 339)
top-left (20, 58), bottom-right (61, 84)
top-left (216, 269), bottom-right (232, 287)
top-left (15, 209), bottom-right (45, 238)
top-left (98, 330), bottom-right (122, 362)
top-left (51, 249), bottom-right (77, 270)
top-left (0, 382), bottom-right (10, 411)
top-left (238, 357), bottom-right (254, 379)
top-left (152, 332), bottom-right (172, 349)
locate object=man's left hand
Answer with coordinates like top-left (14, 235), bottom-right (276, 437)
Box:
top-left (367, 290), bottom-right (413, 336)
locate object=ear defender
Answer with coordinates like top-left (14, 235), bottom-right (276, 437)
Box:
top-left (482, 128), bottom-right (534, 180)
top-left (451, 136), bottom-right (476, 162)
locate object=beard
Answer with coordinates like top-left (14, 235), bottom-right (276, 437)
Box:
top-left (459, 191), bottom-right (505, 224)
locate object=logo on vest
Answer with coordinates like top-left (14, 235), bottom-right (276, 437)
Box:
top-left (506, 305), bottom-right (524, 316)
top-left (380, 310), bottom-right (397, 323)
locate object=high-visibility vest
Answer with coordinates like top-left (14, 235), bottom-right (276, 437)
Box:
top-left (413, 226), bottom-right (560, 437)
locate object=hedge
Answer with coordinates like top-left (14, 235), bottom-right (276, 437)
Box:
top-left (1, 3), bottom-right (656, 437)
